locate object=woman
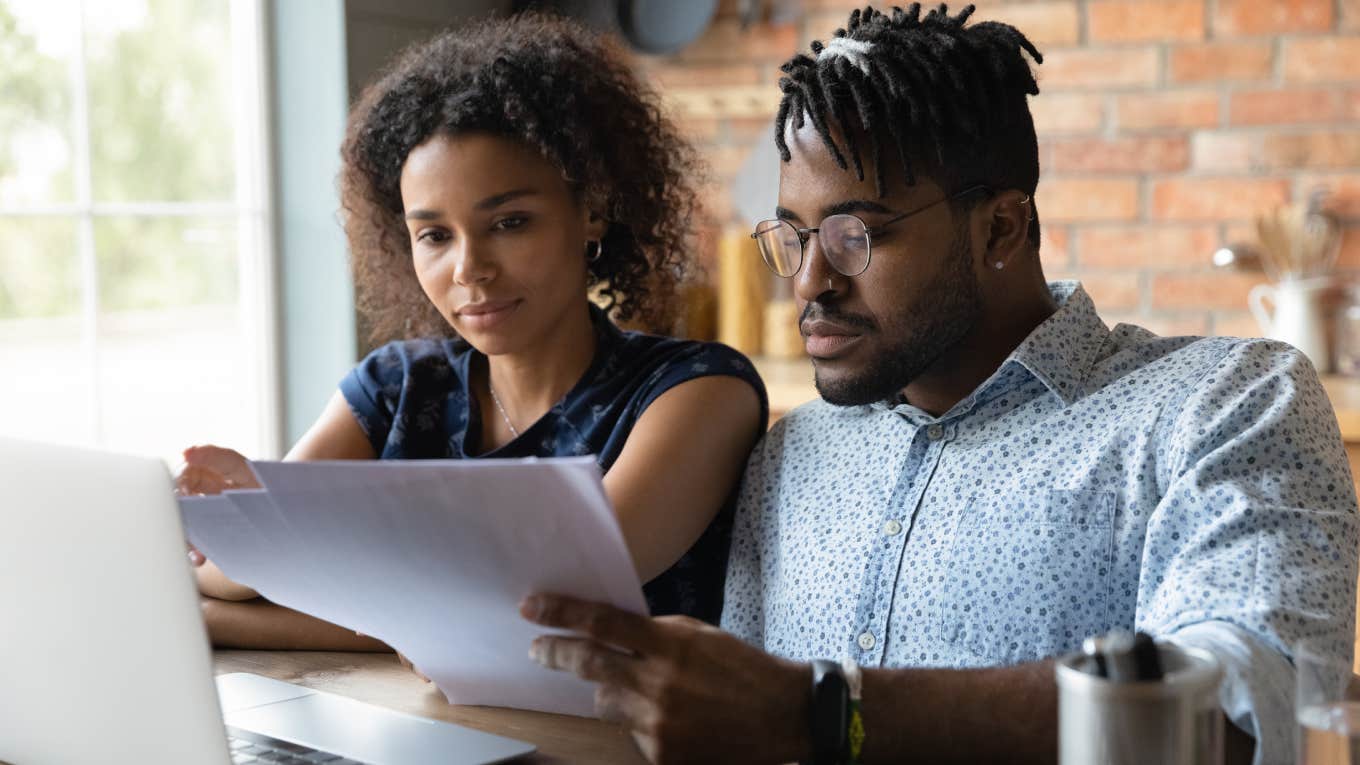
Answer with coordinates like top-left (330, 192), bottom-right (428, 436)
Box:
top-left (182, 13), bottom-right (766, 651)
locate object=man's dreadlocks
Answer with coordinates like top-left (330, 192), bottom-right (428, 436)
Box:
top-left (775, 3), bottom-right (1044, 247)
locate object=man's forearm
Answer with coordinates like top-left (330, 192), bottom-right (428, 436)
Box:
top-left (199, 596), bottom-right (391, 652)
top-left (859, 661), bottom-right (1057, 764)
top-left (857, 661), bottom-right (1254, 765)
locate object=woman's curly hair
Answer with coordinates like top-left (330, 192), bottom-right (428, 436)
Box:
top-left (340, 12), bottom-right (701, 346)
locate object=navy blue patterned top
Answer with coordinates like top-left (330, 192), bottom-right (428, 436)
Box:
top-left (339, 306), bottom-right (768, 624)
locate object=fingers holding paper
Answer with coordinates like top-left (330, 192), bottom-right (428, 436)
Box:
top-left (522, 594), bottom-right (812, 765)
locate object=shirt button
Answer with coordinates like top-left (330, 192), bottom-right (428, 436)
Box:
top-left (882, 519), bottom-right (903, 536)
top-left (927, 424), bottom-right (944, 440)
top-left (857, 632), bottom-right (876, 650)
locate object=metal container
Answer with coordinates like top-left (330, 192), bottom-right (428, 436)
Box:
top-left (1056, 643), bottom-right (1224, 765)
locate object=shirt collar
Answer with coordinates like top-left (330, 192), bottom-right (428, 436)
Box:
top-left (870, 280), bottom-right (1109, 420)
top-left (992, 281), bottom-right (1109, 407)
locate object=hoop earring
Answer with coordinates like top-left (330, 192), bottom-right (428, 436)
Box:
top-left (1018, 194), bottom-right (1034, 222)
top-left (585, 240), bottom-right (604, 264)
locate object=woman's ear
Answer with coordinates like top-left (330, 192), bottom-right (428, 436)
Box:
top-left (584, 209), bottom-right (608, 242)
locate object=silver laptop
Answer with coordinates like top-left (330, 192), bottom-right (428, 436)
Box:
top-left (0, 438), bottom-right (536, 764)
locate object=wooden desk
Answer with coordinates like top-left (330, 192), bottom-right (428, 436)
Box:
top-left (213, 650), bottom-right (645, 764)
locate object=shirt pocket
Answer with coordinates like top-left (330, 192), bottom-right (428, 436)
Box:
top-left (937, 489), bottom-right (1116, 666)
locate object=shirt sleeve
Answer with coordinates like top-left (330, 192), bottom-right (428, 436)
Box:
top-left (720, 417), bottom-right (790, 648)
top-left (338, 342), bottom-right (407, 456)
top-left (1138, 339), bottom-right (1360, 765)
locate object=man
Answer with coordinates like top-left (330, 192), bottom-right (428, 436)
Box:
top-left (522, 5), bottom-right (1359, 764)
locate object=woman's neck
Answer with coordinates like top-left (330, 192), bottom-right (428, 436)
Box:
top-left (482, 302), bottom-right (598, 431)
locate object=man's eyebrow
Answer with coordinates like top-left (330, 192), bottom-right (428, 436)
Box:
top-left (773, 199), bottom-right (896, 224)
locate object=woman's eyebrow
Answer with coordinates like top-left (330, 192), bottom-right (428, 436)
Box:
top-left (404, 188), bottom-right (540, 221)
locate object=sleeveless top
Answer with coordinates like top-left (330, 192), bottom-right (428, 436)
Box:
top-left (339, 306), bottom-right (768, 623)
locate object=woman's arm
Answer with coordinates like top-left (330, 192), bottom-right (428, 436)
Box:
top-left (602, 375), bottom-right (763, 583)
top-left (200, 597), bottom-right (391, 651)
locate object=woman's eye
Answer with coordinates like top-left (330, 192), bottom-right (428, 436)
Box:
top-left (417, 229), bottom-right (449, 244)
top-left (493, 216), bottom-right (528, 231)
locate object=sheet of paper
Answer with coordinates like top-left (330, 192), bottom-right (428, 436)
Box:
top-left (177, 457), bottom-right (645, 717)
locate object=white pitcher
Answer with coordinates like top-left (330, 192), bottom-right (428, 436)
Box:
top-left (1248, 277), bottom-right (1344, 373)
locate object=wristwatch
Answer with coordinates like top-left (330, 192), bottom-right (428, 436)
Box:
top-left (806, 659), bottom-right (848, 765)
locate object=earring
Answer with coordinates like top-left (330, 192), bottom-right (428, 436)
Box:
top-left (993, 261), bottom-right (1005, 270)
top-left (1018, 194), bottom-right (1034, 222)
top-left (585, 240), bottom-right (605, 264)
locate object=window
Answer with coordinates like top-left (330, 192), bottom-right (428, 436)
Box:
top-left (0, 0), bottom-right (278, 464)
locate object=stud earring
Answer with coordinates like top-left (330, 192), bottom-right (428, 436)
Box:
top-left (993, 261), bottom-right (1005, 270)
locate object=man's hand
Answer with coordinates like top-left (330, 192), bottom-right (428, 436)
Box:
top-left (522, 593), bottom-right (811, 765)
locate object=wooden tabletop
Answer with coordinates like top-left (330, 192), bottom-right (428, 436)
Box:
top-left (213, 650), bottom-right (645, 765)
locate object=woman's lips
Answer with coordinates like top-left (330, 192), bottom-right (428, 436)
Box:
top-left (456, 299), bottom-right (521, 331)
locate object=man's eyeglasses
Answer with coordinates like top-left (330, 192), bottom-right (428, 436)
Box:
top-left (750, 185), bottom-right (990, 278)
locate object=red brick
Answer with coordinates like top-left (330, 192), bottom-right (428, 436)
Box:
top-left (1030, 93), bottom-right (1105, 134)
top-left (1230, 89), bottom-right (1352, 126)
top-left (1263, 132), bottom-right (1360, 170)
top-left (728, 116), bottom-right (776, 142)
top-left (1151, 178), bottom-right (1291, 221)
top-left (1345, 0), bottom-right (1360, 31)
top-left (1169, 42), bottom-right (1275, 83)
top-left (1150, 272), bottom-right (1267, 311)
top-left (1115, 91), bottom-right (1220, 131)
top-left (1191, 132), bottom-right (1255, 172)
top-left (646, 63), bottom-right (764, 89)
top-left (1339, 226), bottom-right (1360, 268)
top-left (1285, 38), bottom-right (1360, 83)
top-left (1038, 178), bottom-right (1142, 223)
top-left (1078, 272), bottom-right (1143, 311)
top-left (1047, 136), bottom-right (1190, 174)
top-left (1105, 312), bottom-right (1211, 336)
top-left (1040, 48), bottom-right (1161, 91)
top-left (1077, 225), bottom-right (1220, 269)
top-left (1297, 175), bottom-right (1360, 219)
top-left (1215, 0), bottom-right (1334, 36)
top-left (679, 19), bottom-right (799, 62)
top-left (1040, 225), bottom-right (1072, 266)
top-left (1088, 0), bottom-right (1205, 43)
top-left (1213, 312), bottom-right (1267, 338)
top-left (673, 116), bottom-right (722, 143)
top-left (973, 1), bottom-right (1081, 48)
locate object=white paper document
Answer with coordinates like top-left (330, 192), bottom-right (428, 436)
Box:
top-left (179, 457), bottom-right (646, 717)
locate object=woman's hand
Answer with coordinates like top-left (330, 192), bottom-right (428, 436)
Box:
top-left (176, 445), bottom-right (262, 599)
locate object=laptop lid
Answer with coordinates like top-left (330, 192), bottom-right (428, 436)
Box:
top-left (0, 438), bottom-right (232, 765)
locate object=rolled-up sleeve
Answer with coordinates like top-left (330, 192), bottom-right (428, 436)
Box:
top-left (1138, 340), bottom-right (1360, 765)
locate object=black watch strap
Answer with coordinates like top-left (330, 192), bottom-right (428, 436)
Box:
top-left (806, 659), bottom-right (848, 765)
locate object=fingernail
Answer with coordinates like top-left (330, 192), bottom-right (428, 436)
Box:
top-left (520, 596), bottom-right (541, 621)
top-left (528, 640), bottom-right (542, 663)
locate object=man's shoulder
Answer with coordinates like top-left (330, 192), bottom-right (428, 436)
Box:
top-left (1093, 325), bottom-right (1310, 391)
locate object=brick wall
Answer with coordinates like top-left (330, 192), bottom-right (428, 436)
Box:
top-left (635, 0), bottom-right (1360, 339)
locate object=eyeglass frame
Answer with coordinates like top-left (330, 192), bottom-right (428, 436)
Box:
top-left (750, 184), bottom-right (993, 278)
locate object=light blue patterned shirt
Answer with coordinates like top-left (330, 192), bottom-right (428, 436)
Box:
top-left (722, 281), bottom-right (1359, 764)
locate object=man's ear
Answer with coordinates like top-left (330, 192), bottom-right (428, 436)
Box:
top-left (982, 191), bottom-right (1033, 272)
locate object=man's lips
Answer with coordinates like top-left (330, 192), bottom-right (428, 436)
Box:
top-left (801, 318), bottom-right (864, 358)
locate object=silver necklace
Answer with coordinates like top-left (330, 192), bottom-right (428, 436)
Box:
top-left (488, 382), bottom-right (521, 438)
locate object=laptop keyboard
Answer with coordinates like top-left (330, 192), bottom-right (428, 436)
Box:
top-left (227, 725), bottom-right (368, 764)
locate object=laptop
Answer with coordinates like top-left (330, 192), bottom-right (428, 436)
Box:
top-left (0, 438), bottom-right (536, 764)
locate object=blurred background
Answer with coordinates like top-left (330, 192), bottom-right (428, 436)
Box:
top-left (2, 0), bottom-right (1359, 464)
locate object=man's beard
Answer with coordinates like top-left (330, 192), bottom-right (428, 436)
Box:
top-left (814, 226), bottom-right (982, 407)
